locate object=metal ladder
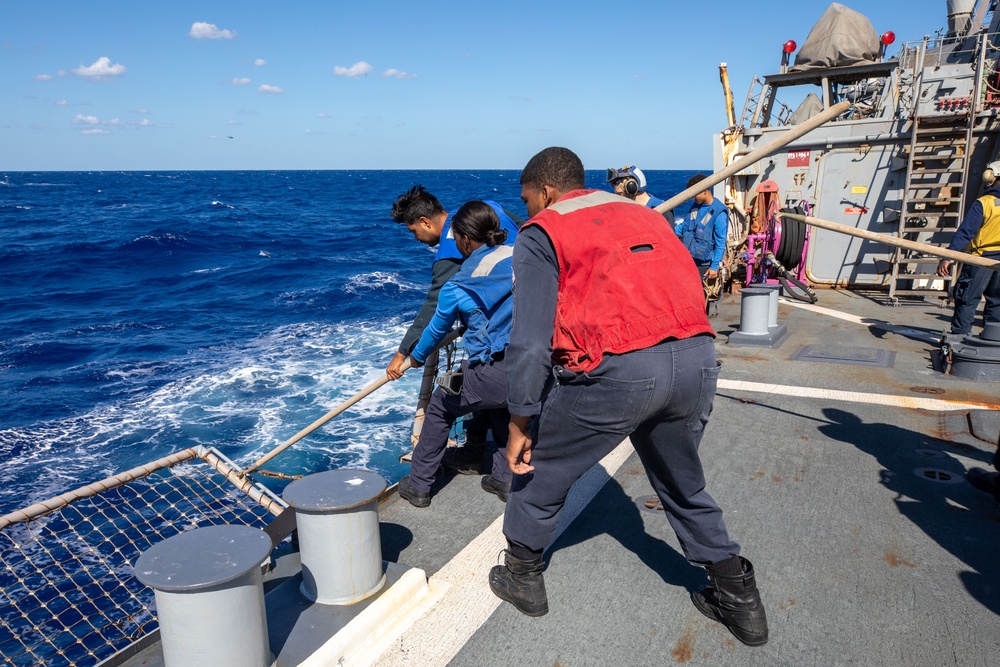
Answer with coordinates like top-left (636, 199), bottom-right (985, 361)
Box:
top-left (888, 61), bottom-right (978, 302)
top-left (740, 76), bottom-right (767, 128)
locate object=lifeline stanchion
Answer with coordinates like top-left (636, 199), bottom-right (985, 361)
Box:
top-left (282, 469), bottom-right (388, 604)
top-left (134, 524), bottom-right (274, 667)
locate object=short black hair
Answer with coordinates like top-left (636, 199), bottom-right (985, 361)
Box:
top-left (686, 173), bottom-right (709, 190)
top-left (520, 147), bottom-right (585, 192)
top-left (452, 200), bottom-right (508, 247)
top-left (391, 185), bottom-right (445, 224)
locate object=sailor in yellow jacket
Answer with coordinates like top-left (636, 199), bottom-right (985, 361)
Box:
top-left (936, 162), bottom-right (1000, 336)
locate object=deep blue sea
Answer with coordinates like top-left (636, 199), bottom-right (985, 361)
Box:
top-left (0, 170), bottom-right (697, 517)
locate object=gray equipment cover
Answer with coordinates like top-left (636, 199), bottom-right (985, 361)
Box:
top-left (790, 3), bottom-right (880, 71)
top-left (789, 93), bottom-right (825, 124)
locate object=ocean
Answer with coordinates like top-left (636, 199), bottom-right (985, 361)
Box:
top-left (0, 169), bottom-right (698, 517)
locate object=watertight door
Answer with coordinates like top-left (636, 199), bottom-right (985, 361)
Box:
top-left (807, 147), bottom-right (902, 285)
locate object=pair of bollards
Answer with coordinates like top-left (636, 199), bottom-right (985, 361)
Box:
top-left (728, 283), bottom-right (789, 348)
top-left (134, 470), bottom-right (386, 667)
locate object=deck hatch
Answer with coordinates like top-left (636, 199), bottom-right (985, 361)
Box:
top-left (790, 344), bottom-right (896, 367)
top-left (912, 467), bottom-right (964, 484)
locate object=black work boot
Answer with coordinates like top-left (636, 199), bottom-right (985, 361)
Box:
top-left (967, 467), bottom-right (1000, 502)
top-left (397, 475), bottom-right (430, 508)
top-left (692, 556), bottom-right (768, 646)
top-left (442, 441), bottom-right (486, 475)
top-left (489, 549), bottom-right (548, 616)
top-left (481, 475), bottom-right (511, 502)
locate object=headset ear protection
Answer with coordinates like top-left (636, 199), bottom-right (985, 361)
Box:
top-left (623, 176), bottom-right (640, 196)
top-left (985, 161), bottom-right (1000, 186)
top-left (606, 165), bottom-right (646, 196)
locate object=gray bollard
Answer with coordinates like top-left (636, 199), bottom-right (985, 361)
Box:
top-left (134, 524), bottom-right (274, 667)
top-left (750, 283), bottom-right (782, 328)
top-left (738, 288), bottom-right (771, 335)
top-left (283, 469), bottom-right (387, 604)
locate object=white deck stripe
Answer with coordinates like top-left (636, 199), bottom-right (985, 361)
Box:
top-left (717, 378), bottom-right (999, 411)
top-left (781, 298), bottom-right (942, 343)
top-left (372, 438), bottom-right (635, 667)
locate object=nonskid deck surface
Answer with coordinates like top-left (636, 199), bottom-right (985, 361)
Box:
top-left (377, 288), bottom-right (1000, 667)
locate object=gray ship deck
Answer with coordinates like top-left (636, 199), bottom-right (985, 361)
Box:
top-left (374, 287), bottom-right (1000, 667)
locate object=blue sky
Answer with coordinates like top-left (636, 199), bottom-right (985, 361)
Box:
top-left (1, 1), bottom-right (956, 170)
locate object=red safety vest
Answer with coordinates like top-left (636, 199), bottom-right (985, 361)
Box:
top-left (524, 190), bottom-right (714, 373)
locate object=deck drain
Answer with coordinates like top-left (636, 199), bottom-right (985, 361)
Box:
top-left (910, 386), bottom-right (945, 395)
top-left (913, 467), bottom-right (964, 484)
top-left (636, 495), bottom-right (663, 514)
top-left (915, 449), bottom-right (945, 458)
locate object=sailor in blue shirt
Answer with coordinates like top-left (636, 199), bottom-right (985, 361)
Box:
top-left (396, 201), bottom-right (517, 508)
top-left (675, 173), bottom-right (729, 316)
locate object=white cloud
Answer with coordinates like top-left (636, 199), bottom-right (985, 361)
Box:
top-left (189, 22), bottom-right (236, 39)
top-left (333, 61), bottom-right (373, 78)
top-left (82, 128), bottom-right (111, 135)
top-left (73, 114), bottom-right (100, 125)
top-left (34, 73), bottom-right (53, 81)
top-left (317, 113), bottom-right (331, 118)
top-left (254, 58), bottom-right (266, 66)
top-left (133, 108), bottom-right (150, 114)
top-left (106, 118), bottom-right (124, 127)
top-left (232, 77), bottom-right (251, 85)
top-left (304, 129), bottom-right (327, 135)
top-left (382, 68), bottom-right (416, 79)
top-left (71, 57), bottom-right (126, 81)
top-left (55, 99), bottom-right (69, 106)
top-left (227, 119), bottom-right (241, 125)
top-left (258, 84), bottom-right (283, 94)
top-left (137, 118), bottom-right (155, 127)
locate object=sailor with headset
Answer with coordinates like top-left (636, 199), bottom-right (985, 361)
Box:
top-left (936, 160), bottom-right (1000, 339)
top-left (606, 165), bottom-right (665, 209)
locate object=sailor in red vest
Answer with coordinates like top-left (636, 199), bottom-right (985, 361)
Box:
top-left (489, 147), bottom-right (768, 647)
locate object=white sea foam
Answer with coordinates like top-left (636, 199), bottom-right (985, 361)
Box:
top-left (0, 318), bottom-right (426, 510)
top-left (343, 271), bottom-right (422, 294)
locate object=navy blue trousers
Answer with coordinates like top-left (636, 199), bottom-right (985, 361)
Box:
top-left (409, 358), bottom-right (511, 493)
top-left (502, 335), bottom-right (740, 566)
top-left (951, 262), bottom-right (1000, 334)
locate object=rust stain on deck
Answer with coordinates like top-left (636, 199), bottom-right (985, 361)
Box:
top-left (671, 624), bottom-right (697, 663)
top-left (884, 550), bottom-right (917, 568)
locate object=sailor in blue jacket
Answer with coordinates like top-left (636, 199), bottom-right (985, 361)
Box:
top-left (675, 173), bottom-right (729, 316)
top-left (386, 186), bottom-right (520, 380)
top-left (397, 200), bottom-right (517, 508)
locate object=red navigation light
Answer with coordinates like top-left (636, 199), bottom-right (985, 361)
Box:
top-left (783, 40), bottom-right (797, 54)
top-left (880, 31), bottom-right (896, 46)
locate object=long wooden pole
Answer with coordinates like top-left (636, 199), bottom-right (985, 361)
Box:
top-left (655, 100), bottom-right (852, 214)
top-left (778, 212), bottom-right (1000, 272)
top-left (240, 327), bottom-right (465, 475)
